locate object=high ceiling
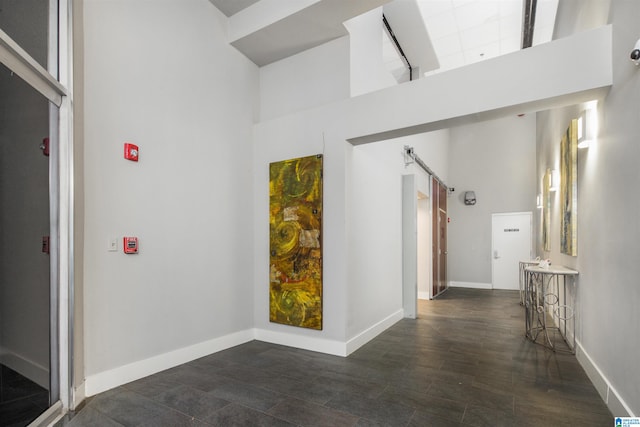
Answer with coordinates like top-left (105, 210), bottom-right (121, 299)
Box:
top-left (418, 0), bottom-right (559, 74)
top-left (209, 0), bottom-right (259, 17)
top-left (210, 0), bottom-right (559, 74)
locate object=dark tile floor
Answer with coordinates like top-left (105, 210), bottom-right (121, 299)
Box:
top-left (57, 288), bottom-right (612, 426)
top-left (0, 364), bottom-right (49, 427)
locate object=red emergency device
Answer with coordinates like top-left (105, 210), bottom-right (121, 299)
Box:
top-left (123, 237), bottom-right (138, 254)
top-left (124, 143), bottom-right (139, 161)
top-left (41, 137), bottom-right (50, 156)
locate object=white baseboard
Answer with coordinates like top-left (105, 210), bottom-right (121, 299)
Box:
top-left (256, 309), bottom-right (404, 358)
top-left (345, 309), bottom-right (404, 356)
top-left (254, 328), bottom-right (346, 357)
top-left (449, 281), bottom-right (492, 290)
top-left (84, 311), bottom-right (406, 397)
top-left (418, 291), bottom-right (429, 300)
top-left (576, 339), bottom-right (635, 417)
top-left (0, 350), bottom-right (49, 389)
top-left (84, 329), bottom-right (254, 397)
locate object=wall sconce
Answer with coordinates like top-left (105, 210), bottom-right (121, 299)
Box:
top-left (536, 193), bottom-right (543, 209)
top-left (578, 103), bottom-right (597, 149)
top-left (549, 169), bottom-right (559, 192)
top-left (464, 191), bottom-right (476, 205)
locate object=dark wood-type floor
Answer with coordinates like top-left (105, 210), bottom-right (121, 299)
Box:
top-left (56, 288), bottom-right (612, 426)
top-left (0, 364), bottom-right (49, 427)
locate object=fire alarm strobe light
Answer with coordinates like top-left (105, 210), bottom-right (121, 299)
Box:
top-left (124, 143), bottom-right (139, 161)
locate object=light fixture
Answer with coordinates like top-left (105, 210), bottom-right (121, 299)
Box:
top-left (464, 191), bottom-right (476, 205)
top-left (536, 193), bottom-right (543, 209)
top-left (578, 103), bottom-right (598, 149)
top-left (549, 169), bottom-right (559, 192)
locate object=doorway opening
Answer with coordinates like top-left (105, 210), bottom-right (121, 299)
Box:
top-left (0, 62), bottom-right (53, 425)
top-left (0, 0), bottom-right (74, 421)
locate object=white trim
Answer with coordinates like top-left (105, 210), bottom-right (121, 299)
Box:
top-left (345, 309), bottom-right (404, 355)
top-left (72, 381), bottom-right (86, 411)
top-left (576, 339), bottom-right (635, 417)
top-left (255, 329), bottom-right (346, 357)
top-left (57, 0), bottom-right (74, 410)
top-left (449, 281), bottom-right (492, 290)
top-left (84, 329), bottom-right (254, 397)
top-left (256, 309), bottom-right (404, 358)
top-left (30, 400), bottom-right (63, 427)
top-left (418, 291), bottom-right (429, 300)
top-left (0, 350), bottom-right (49, 389)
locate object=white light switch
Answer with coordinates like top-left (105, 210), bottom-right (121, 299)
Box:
top-left (108, 237), bottom-right (118, 252)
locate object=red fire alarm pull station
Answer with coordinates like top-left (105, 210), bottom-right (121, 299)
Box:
top-left (40, 137), bottom-right (50, 156)
top-left (124, 143), bottom-right (139, 161)
top-left (123, 237), bottom-right (138, 254)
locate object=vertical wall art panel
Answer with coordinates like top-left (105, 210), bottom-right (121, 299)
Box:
top-left (269, 155), bottom-right (323, 330)
top-left (543, 169), bottom-right (551, 252)
top-left (560, 120), bottom-right (578, 256)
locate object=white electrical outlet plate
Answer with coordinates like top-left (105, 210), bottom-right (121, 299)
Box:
top-left (108, 237), bottom-right (118, 252)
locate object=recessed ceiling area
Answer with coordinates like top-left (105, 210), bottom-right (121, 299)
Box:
top-left (210, 0), bottom-right (559, 77)
top-left (418, 0), bottom-right (559, 75)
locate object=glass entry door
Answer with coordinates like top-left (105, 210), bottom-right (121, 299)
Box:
top-left (0, 60), bottom-right (55, 427)
top-left (0, 0), bottom-right (65, 424)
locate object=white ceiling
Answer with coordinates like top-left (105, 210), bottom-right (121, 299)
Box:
top-left (417, 0), bottom-right (559, 75)
top-left (209, 0), bottom-right (259, 17)
top-left (210, 0), bottom-right (559, 74)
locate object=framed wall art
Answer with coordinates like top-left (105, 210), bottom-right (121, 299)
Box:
top-left (560, 119), bottom-right (578, 256)
top-left (269, 154), bottom-right (323, 330)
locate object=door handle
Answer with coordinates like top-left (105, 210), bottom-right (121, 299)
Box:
top-left (494, 250), bottom-right (500, 259)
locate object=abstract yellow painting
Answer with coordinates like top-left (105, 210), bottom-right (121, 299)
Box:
top-left (269, 155), bottom-right (323, 330)
top-left (560, 119), bottom-right (578, 256)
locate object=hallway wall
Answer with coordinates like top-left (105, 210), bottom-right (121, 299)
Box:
top-left (535, 0), bottom-right (639, 416)
top-left (347, 131), bottom-right (448, 339)
top-left (81, 0), bottom-right (259, 395)
top-left (447, 115), bottom-right (537, 288)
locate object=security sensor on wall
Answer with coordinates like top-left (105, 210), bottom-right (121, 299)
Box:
top-left (631, 38), bottom-right (640, 65)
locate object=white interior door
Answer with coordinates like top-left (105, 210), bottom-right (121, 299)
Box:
top-left (492, 212), bottom-right (532, 290)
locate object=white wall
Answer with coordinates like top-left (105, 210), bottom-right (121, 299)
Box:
top-left (253, 25), bottom-right (610, 356)
top-left (82, 0), bottom-right (259, 394)
top-left (259, 36), bottom-right (350, 122)
top-left (447, 115), bottom-right (537, 287)
top-left (344, 7), bottom-right (397, 97)
top-left (348, 132), bottom-right (446, 335)
top-left (258, 4), bottom-right (401, 122)
top-left (253, 100), bottom-right (449, 354)
top-left (348, 141), bottom-right (405, 335)
top-left (0, 0), bottom-right (51, 388)
top-left (536, 0), bottom-right (639, 416)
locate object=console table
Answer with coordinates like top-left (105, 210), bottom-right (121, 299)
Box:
top-left (524, 265), bottom-right (578, 353)
top-left (519, 260), bottom-right (540, 305)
